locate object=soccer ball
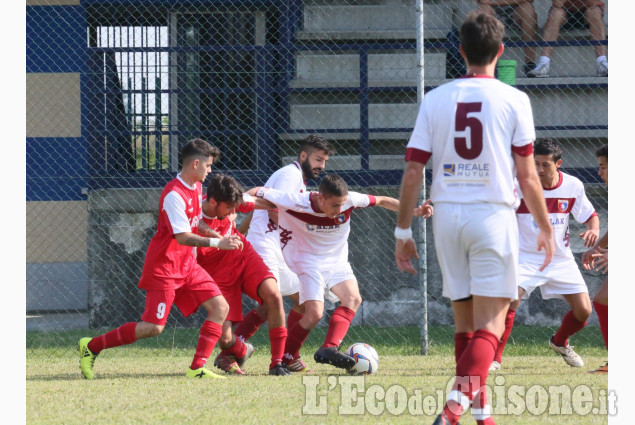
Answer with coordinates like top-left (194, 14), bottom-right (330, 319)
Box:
top-left (345, 343), bottom-right (379, 375)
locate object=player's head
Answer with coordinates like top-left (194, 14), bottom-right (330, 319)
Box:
top-left (298, 135), bottom-right (335, 180)
top-left (204, 173), bottom-right (244, 219)
top-left (317, 174), bottom-right (348, 219)
top-left (180, 139), bottom-right (221, 183)
top-left (596, 144), bottom-right (608, 184)
top-left (459, 11), bottom-right (505, 67)
top-left (533, 139), bottom-right (563, 185)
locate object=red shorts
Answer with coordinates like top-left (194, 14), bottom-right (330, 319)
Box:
top-left (213, 245), bottom-right (275, 323)
top-left (141, 264), bottom-right (222, 325)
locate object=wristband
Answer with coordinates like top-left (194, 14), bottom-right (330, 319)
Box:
top-left (209, 237), bottom-right (220, 248)
top-left (394, 226), bottom-right (413, 241)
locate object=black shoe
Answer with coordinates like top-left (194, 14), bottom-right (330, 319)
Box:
top-left (268, 363), bottom-right (293, 376)
top-left (314, 346), bottom-right (355, 369)
top-left (432, 412), bottom-right (460, 425)
top-left (523, 61), bottom-right (536, 76)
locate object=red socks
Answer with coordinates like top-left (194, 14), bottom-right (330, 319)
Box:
top-left (444, 329), bottom-right (499, 425)
top-left (552, 310), bottom-right (587, 347)
top-left (287, 309), bottom-right (303, 334)
top-left (220, 338), bottom-right (247, 359)
top-left (87, 322), bottom-right (137, 354)
top-left (269, 327), bottom-right (288, 369)
top-left (284, 321), bottom-right (311, 361)
top-left (190, 321), bottom-right (222, 370)
top-left (322, 306), bottom-right (356, 348)
top-left (234, 309), bottom-right (266, 343)
top-left (593, 301), bottom-right (608, 349)
top-left (454, 332), bottom-right (473, 365)
top-left (494, 308), bottom-right (516, 363)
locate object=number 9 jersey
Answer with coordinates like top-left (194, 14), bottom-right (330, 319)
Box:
top-left (405, 75), bottom-right (535, 207)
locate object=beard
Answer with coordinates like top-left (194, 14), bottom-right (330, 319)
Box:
top-left (301, 159), bottom-right (321, 180)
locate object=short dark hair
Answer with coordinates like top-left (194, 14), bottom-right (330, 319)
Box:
top-left (180, 139), bottom-right (221, 165)
top-left (460, 11), bottom-right (505, 66)
top-left (319, 174), bottom-right (348, 198)
top-left (300, 135), bottom-right (335, 157)
top-left (533, 138), bottom-right (563, 162)
top-left (206, 173), bottom-right (244, 205)
top-left (596, 144), bottom-right (608, 159)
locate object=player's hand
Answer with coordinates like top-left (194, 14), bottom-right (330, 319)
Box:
top-left (591, 247), bottom-right (608, 273)
top-left (218, 235), bottom-right (243, 251)
top-left (579, 229), bottom-right (599, 248)
top-left (536, 230), bottom-right (555, 272)
top-left (413, 200), bottom-right (433, 219)
top-left (581, 246), bottom-right (601, 270)
top-left (395, 238), bottom-right (419, 274)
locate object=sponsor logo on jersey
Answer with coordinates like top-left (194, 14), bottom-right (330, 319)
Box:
top-left (334, 214), bottom-right (346, 224)
top-left (443, 164), bottom-right (456, 176)
top-left (558, 199), bottom-right (569, 212)
top-left (306, 224), bottom-right (341, 232)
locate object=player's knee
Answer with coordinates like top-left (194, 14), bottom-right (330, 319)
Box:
top-left (341, 294), bottom-right (362, 310)
top-left (206, 296), bottom-right (229, 322)
top-left (302, 310), bottom-right (323, 328)
top-left (548, 6), bottom-right (566, 23)
top-left (575, 305), bottom-right (592, 322)
top-left (146, 324), bottom-right (164, 338)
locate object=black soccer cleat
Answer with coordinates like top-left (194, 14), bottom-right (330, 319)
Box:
top-left (432, 412), bottom-right (460, 425)
top-left (313, 346), bottom-right (355, 370)
top-left (268, 363), bottom-right (293, 376)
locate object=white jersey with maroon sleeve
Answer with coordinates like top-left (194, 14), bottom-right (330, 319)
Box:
top-left (254, 188), bottom-right (376, 273)
top-left (405, 76), bottom-right (535, 208)
top-left (517, 171), bottom-right (598, 264)
top-left (246, 161), bottom-right (306, 251)
top-left (139, 174), bottom-right (202, 289)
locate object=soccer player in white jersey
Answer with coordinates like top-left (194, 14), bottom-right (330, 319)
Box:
top-left (250, 174), bottom-right (433, 370)
top-left (394, 11), bottom-right (554, 425)
top-left (491, 139), bottom-right (600, 372)
top-left (227, 135), bottom-right (334, 373)
top-left (77, 139), bottom-right (243, 380)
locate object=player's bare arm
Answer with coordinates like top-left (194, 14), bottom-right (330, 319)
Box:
top-left (514, 152), bottom-right (555, 271)
top-left (174, 231), bottom-right (243, 250)
top-left (394, 161), bottom-right (426, 274)
top-left (198, 219), bottom-right (222, 238)
top-left (579, 215), bottom-right (600, 248)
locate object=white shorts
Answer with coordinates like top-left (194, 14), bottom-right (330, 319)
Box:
top-left (433, 203), bottom-right (519, 301)
top-left (249, 238), bottom-right (300, 297)
top-left (518, 259), bottom-right (588, 300)
top-left (297, 262), bottom-right (357, 305)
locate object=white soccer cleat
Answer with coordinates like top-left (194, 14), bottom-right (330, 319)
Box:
top-left (489, 361), bottom-right (501, 372)
top-left (549, 336), bottom-right (584, 367)
top-left (596, 59), bottom-right (608, 77)
top-left (527, 62), bottom-right (550, 78)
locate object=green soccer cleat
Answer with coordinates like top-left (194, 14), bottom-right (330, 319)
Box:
top-left (77, 337), bottom-right (98, 380)
top-left (186, 367), bottom-right (227, 379)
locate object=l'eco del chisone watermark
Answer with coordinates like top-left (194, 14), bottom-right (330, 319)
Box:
top-left (302, 375), bottom-right (616, 417)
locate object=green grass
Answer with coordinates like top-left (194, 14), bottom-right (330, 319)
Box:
top-left (27, 326), bottom-right (609, 424)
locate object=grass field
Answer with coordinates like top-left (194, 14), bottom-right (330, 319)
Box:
top-left (26, 326), bottom-right (609, 424)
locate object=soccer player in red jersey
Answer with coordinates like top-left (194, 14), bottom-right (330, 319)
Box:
top-left (583, 144), bottom-right (608, 373)
top-left (197, 173), bottom-right (291, 376)
top-left (77, 139), bottom-right (243, 380)
top-left (394, 11), bottom-right (554, 425)
top-left (492, 139), bottom-right (599, 371)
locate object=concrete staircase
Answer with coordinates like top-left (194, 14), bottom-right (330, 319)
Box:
top-left (281, 0), bottom-right (608, 160)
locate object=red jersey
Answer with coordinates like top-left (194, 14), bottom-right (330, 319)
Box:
top-left (139, 175), bottom-right (203, 289)
top-left (196, 195), bottom-right (255, 283)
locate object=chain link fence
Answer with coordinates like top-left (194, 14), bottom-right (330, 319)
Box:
top-left (27, 0), bottom-right (608, 358)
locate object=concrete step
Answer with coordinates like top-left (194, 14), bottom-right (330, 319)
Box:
top-left (288, 89), bottom-right (607, 136)
top-left (292, 51), bottom-right (445, 87)
top-left (502, 46), bottom-right (609, 78)
top-left (300, 2), bottom-right (452, 39)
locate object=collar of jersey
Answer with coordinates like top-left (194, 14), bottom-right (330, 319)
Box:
top-left (460, 74), bottom-right (495, 79)
top-left (176, 173), bottom-right (197, 190)
top-left (542, 171), bottom-right (564, 191)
